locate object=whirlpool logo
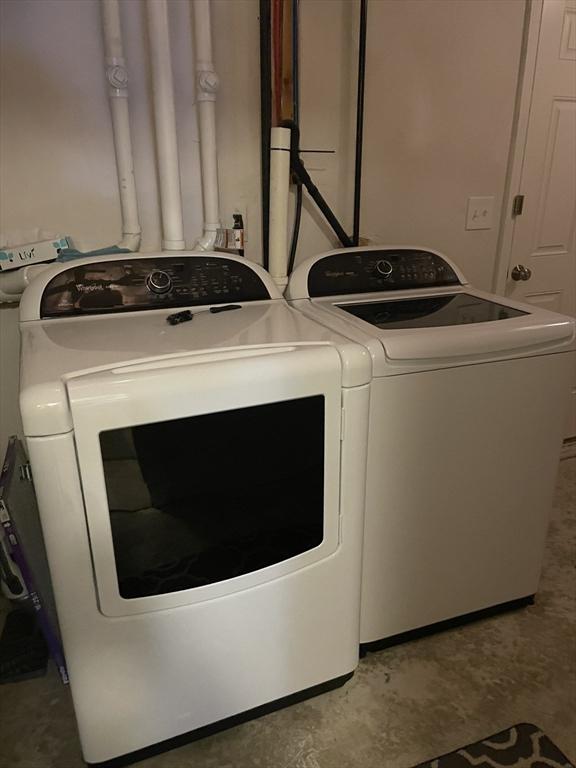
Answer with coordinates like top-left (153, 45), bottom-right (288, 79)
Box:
top-left (75, 283), bottom-right (107, 293)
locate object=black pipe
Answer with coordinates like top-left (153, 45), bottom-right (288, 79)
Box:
top-left (352, 0), bottom-right (368, 247)
top-left (286, 121), bottom-right (353, 249)
top-left (259, 0), bottom-right (272, 269)
top-left (291, 154), bottom-right (353, 248)
top-left (287, 0), bottom-right (302, 275)
top-left (292, 0), bottom-right (299, 125)
top-left (288, 182), bottom-right (302, 275)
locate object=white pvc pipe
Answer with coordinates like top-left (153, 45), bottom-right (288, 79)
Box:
top-left (146, 0), bottom-right (185, 250)
top-left (101, 0), bottom-right (141, 251)
top-left (269, 127), bottom-right (291, 289)
top-left (193, 0), bottom-right (221, 251)
top-left (0, 265), bottom-right (49, 304)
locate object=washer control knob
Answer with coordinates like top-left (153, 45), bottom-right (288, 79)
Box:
top-left (376, 259), bottom-right (393, 277)
top-left (146, 270), bottom-right (172, 294)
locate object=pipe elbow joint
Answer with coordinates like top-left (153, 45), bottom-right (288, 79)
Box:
top-left (118, 233), bottom-right (141, 251)
top-left (0, 264), bottom-right (49, 304)
top-left (195, 231), bottom-right (217, 251)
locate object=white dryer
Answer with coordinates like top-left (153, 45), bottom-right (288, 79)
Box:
top-left (16, 253), bottom-right (371, 764)
top-left (286, 246), bottom-right (576, 651)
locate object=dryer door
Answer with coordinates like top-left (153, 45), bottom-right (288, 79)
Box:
top-left (66, 345), bottom-right (342, 617)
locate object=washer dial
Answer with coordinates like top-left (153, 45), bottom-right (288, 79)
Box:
top-left (376, 259), bottom-right (393, 277)
top-left (146, 270), bottom-right (172, 294)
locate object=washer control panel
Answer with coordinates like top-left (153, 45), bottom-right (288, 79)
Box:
top-left (40, 257), bottom-right (271, 318)
top-left (307, 249), bottom-right (460, 297)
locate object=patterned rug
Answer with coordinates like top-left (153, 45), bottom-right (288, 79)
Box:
top-left (414, 723), bottom-right (574, 768)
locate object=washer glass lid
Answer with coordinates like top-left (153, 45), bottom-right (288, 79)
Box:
top-left (336, 293), bottom-right (527, 329)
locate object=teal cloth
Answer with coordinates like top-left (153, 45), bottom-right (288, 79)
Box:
top-left (57, 245), bottom-right (131, 262)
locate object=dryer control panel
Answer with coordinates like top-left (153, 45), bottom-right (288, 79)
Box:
top-left (307, 249), bottom-right (460, 297)
top-left (40, 256), bottom-right (272, 318)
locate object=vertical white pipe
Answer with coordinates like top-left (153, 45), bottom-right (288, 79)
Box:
top-left (193, 0), bottom-right (221, 250)
top-left (101, 0), bottom-right (141, 251)
top-left (269, 127), bottom-right (291, 289)
top-left (146, 0), bottom-right (185, 250)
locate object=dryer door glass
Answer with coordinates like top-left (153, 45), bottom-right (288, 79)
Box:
top-left (99, 396), bottom-right (325, 599)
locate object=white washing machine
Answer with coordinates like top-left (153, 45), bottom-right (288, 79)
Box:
top-left (286, 246), bottom-right (576, 651)
top-left (16, 252), bottom-right (371, 764)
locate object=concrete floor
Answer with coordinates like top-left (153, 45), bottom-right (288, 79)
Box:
top-left (0, 458), bottom-right (574, 768)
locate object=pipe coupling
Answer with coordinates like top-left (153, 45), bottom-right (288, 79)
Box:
top-left (197, 70), bottom-right (219, 101)
top-left (107, 63), bottom-right (129, 92)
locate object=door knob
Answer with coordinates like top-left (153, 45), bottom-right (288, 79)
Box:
top-left (511, 264), bottom-right (532, 281)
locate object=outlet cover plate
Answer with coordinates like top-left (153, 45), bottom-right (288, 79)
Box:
top-left (466, 196), bottom-right (495, 230)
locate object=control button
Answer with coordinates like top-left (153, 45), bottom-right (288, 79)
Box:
top-left (376, 259), bottom-right (393, 277)
top-left (146, 270), bottom-right (172, 294)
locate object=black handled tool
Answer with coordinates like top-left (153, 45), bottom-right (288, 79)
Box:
top-left (209, 304), bottom-right (242, 314)
top-left (166, 310), bottom-right (193, 325)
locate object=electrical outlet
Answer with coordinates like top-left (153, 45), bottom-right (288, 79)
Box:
top-left (466, 196), bottom-right (494, 230)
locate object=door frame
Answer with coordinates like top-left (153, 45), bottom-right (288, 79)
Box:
top-left (493, 0), bottom-right (544, 295)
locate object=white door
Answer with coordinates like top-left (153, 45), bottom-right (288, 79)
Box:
top-left (504, 0), bottom-right (576, 435)
top-left (66, 345), bottom-right (343, 617)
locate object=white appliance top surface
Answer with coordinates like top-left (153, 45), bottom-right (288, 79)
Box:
top-left (293, 286), bottom-right (575, 377)
top-left (286, 247), bottom-right (575, 376)
top-left (20, 300), bottom-right (371, 436)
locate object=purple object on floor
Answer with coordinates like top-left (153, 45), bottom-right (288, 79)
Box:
top-left (0, 436), bottom-right (68, 684)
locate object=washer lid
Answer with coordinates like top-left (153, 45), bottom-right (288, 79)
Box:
top-left (321, 289), bottom-right (574, 369)
top-left (336, 292), bottom-right (527, 329)
top-left (374, 310), bottom-right (574, 363)
top-left (287, 247), bottom-right (575, 375)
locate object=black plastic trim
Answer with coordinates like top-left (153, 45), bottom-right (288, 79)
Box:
top-left (360, 595), bottom-right (535, 656)
top-left (352, 0), bottom-right (367, 246)
top-left (259, 0), bottom-right (272, 270)
top-left (87, 671), bottom-right (354, 768)
top-left (40, 257), bottom-right (272, 318)
top-left (308, 248), bottom-right (460, 297)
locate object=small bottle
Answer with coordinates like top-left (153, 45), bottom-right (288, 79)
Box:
top-left (232, 214), bottom-right (244, 257)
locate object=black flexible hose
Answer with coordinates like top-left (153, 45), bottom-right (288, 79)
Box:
top-left (288, 182), bottom-right (302, 275)
top-left (286, 0), bottom-right (355, 265)
top-left (286, 121), bottom-right (353, 249)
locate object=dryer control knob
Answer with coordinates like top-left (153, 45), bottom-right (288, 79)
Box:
top-left (146, 270), bottom-right (172, 294)
top-left (376, 259), bottom-right (393, 277)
